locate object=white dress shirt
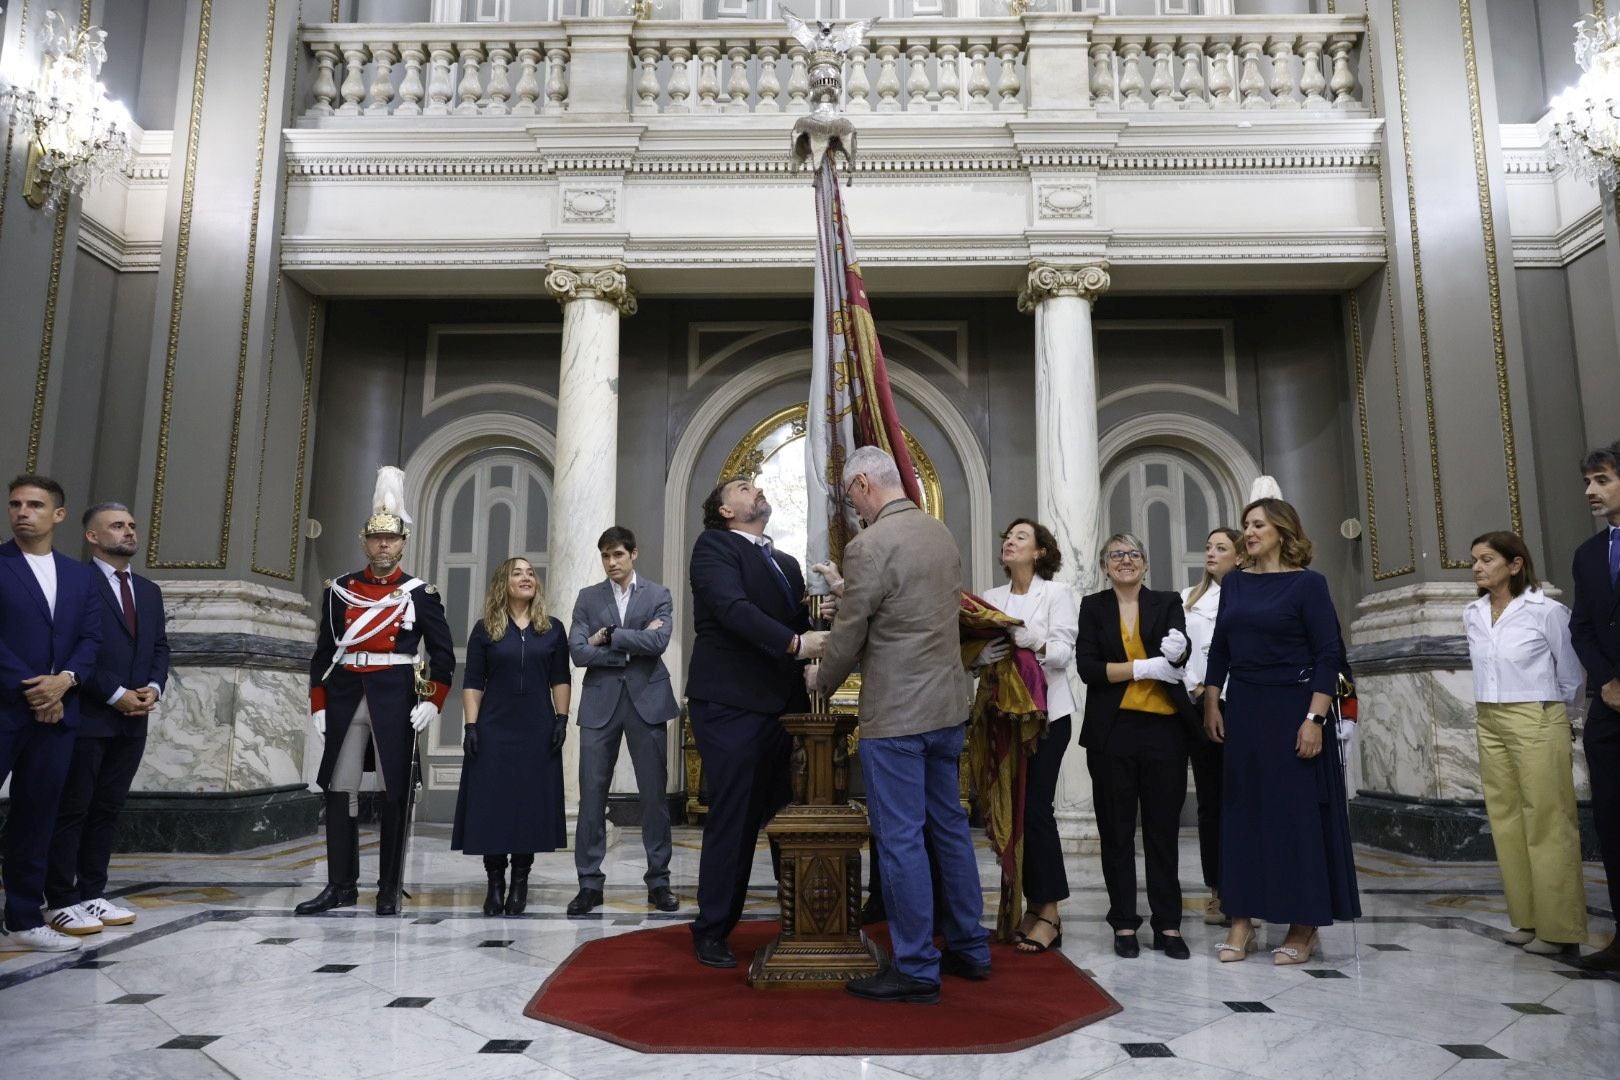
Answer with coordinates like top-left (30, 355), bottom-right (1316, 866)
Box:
top-left (92, 557), bottom-right (163, 706)
top-left (1179, 581), bottom-right (1221, 695)
top-left (23, 550), bottom-right (57, 617)
top-left (981, 576), bottom-right (1078, 720)
top-left (611, 572), bottom-right (637, 625)
top-left (1462, 589), bottom-right (1584, 708)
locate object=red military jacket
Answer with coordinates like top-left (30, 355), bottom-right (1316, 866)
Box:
top-left (309, 567), bottom-right (454, 713)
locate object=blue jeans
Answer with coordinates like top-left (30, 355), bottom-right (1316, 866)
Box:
top-left (860, 723), bottom-right (989, 982)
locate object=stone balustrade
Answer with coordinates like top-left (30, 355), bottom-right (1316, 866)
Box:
top-left (298, 14), bottom-right (1364, 119)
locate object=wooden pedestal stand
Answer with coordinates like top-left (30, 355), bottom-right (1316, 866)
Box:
top-left (747, 710), bottom-right (886, 988)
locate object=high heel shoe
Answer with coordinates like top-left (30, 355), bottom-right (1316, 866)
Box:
top-left (1016, 915), bottom-right (1062, 953)
top-left (1216, 923), bottom-right (1259, 963)
top-left (1272, 930), bottom-right (1319, 966)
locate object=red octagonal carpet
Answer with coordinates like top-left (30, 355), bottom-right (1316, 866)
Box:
top-left (523, 921), bottom-right (1121, 1055)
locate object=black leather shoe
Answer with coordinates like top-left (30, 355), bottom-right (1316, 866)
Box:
top-left (1580, 941), bottom-right (1620, 971)
top-left (860, 896), bottom-right (887, 926)
top-left (375, 884), bottom-right (401, 917)
top-left (1154, 932), bottom-right (1191, 960)
top-left (648, 886), bottom-right (679, 912)
top-left (845, 968), bottom-right (941, 1004)
top-left (693, 935), bottom-right (736, 968)
top-left (566, 888), bottom-right (603, 916)
top-left (1113, 932), bottom-right (1140, 958)
top-left (482, 874), bottom-right (507, 917)
top-left (294, 884), bottom-right (357, 916)
top-left (939, 950), bottom-right (990, 981)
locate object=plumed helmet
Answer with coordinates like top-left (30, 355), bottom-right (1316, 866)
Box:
top-left (361, 466), bottom-right (413, 538)
top-left (1248, 475), bottom-right (1284, 503)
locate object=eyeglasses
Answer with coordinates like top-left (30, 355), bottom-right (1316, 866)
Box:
top-left (841, 475), bottom-right (862, 511)
top-left (1104, 549), bottom-right (1144, 563)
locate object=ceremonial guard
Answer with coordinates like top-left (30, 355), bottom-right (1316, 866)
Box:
top-left (296, 468), bottom-right (455, 917)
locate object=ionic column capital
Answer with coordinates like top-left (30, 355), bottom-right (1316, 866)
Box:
top-left (1016, 260), bottom-right (1111, 314)
top-left (544, 262), bottom-right (637, 316)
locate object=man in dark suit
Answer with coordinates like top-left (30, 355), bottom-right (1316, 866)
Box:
top-left (0, 475), bottom-right (101, 952)
top-left (685, 476), bottom-right (827, 968)
top-left (1570, 440), bottom-right (1620, 971)
top-left (43, 502), bottom-right (169, 937)
top-left (567, 525), bottom-right (682, 916)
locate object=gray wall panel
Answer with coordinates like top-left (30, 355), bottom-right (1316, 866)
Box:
top-left (94, 273), bottom-right (161, 522)
top-left (1515, 267), bottom-right (1588, 593)
top-left (1566, 247), bottom-right (1620, 457)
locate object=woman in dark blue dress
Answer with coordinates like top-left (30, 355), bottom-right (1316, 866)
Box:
top-left (453, 557), bottom-right (571, 916)
top-left (1203, 497), bottom-right (1359, 964)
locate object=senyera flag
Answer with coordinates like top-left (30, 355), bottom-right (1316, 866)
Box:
top-left (805, 157), bottom-right (921, 593)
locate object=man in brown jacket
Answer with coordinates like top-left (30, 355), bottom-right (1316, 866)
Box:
top-left (812, 445), bottom-right (988, 1003)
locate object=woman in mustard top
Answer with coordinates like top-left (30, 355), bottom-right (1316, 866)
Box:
top-left (1075, 533), bottom-right (1201, 959)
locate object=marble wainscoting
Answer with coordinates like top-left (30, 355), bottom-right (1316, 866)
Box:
top-left (1348, 582), bottom-right (1597, 861)
top-left (119, 581), bottom-right (321, 852)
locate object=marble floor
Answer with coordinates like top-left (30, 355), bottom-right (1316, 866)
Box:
top-left (0, 825), bottom-right (1614, 1080)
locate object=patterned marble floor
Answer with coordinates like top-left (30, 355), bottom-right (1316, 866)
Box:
top-left (0, 824), bottom-right (1614, 1080)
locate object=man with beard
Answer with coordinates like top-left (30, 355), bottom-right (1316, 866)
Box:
top-left (685, 477), bottom-right (828, 968)
top-left (43, 503), bottom-right (169, 937)
top-left (296, 467), bottom-right (455, 917)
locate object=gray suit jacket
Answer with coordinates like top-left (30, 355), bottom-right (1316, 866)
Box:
top-left (568, 577), bottom-right (680, 728)
top-left (815, 499), bottom-right (971, 739)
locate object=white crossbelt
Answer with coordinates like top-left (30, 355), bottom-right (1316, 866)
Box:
top-left (342, 652), bottom-right (416, 667)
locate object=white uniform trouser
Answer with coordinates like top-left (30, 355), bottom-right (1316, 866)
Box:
top-left (331, 700), bottom-right (384, 815)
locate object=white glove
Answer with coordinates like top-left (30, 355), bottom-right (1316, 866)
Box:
top-left (1132, 657), bottom-right (1179, 683)
top-left (312, 709), bottom-right (326, 737)
top-left (1158, 629), bottom-right (1188, 663)
top-left (1011, 625), bottom-right (1040, 652)
top-left (409, 701), bottom-right (439, 733)
top-left (978, 639), bottom-right (1011, 666)
top-left (1336, 715), bottom-right (1355, 742)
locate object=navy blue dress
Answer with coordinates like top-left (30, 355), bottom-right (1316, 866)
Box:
top-left (452, 617), bottom-right (570, 855)
top-left (1204, 569), bottom-right (1361, 926)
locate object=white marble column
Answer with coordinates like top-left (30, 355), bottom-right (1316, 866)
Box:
top-left (544, 263), bottom-right (636, 841)
top-left (1018, 260), bottom-right (1110, 850)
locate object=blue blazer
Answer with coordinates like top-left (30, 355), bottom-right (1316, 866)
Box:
top-left (79, 564), bottom-right (170, 739)
top-left (685, 528), bottom-right (812, 716)
top-left (0, 540), bottom-right (102, 731)
top-left (1570, 527), bottom-right (1620, 722)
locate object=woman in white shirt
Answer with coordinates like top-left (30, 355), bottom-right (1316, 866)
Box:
top-left (1180, 527), bottom-right (1241, 926)
top-left (980, 518), bottom-right (1078, 953)
top-left (1463, 530), bottom-right (1586, 957)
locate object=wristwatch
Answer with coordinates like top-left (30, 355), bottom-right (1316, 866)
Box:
top-left (1305, 712), bottom-right (1329, 726)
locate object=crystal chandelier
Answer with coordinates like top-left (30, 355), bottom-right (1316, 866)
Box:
top-left (1546, 13), bottom-right (1620, 191)
top-left (0, 12), bottom-right (132, 213)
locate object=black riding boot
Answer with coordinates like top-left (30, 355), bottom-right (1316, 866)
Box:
top-left (295, 794), bottom-right (360, 915)
top-left (375, 799), bottom-right (406, 916)
top-left (482, 855), bottom-right (509, 916)
top-left (506, 854), bottom-right (533, 915)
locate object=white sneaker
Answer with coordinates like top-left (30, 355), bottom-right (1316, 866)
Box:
top-left (1504, 927), bottom-right (1537, 945)
top-left (45, 905), bottom-right (103, 936)
top-left (1, 924), bottom-right (84, 952)
top-left (80, 897), bottom-right (136, 926)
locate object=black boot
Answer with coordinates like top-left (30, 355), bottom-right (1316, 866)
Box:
top-left (482, 855), bottom-right (508, 916)
top-left (506, 854), bottom-right (532, 916)
top-left (375, 799), bottom-right (406, 916)
top-left (295, 795), bottom-right (359, 915)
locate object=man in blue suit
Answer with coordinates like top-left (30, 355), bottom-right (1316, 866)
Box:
top-left (1571, 441), bottom-right (1620, 972)
top-left (685, 477), bottom-right (827, 968)
top-left (0, 475), bottom-right (101, 952)
top-left (44, 502), bottom-right (168, 937)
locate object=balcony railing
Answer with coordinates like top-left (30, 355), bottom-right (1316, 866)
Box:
top-left (298, 14), bottom-right (1364, 119)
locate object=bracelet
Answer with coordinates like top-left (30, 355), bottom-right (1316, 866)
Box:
top-left (1305, 712), bottom-right (1328, 726)
top-left (788, 634), bottom-right (800, 657)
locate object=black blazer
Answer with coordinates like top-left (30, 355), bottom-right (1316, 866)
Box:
top-left (80, 564), bottom-right (170, 739)
top-left (1073, 586), bottom-right (1199, 749)
top-left (1571, 527), bottom-right (1620, 723)
top-left (685, 527), bottom-right (812, 716)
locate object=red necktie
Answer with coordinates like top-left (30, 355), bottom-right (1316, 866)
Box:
top-left (116, 570), bottom-right (138, 636)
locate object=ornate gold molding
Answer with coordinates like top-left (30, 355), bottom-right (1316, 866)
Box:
top-left (543, 262), bottom-right (637, 316)
top-left (25, 201), bottom-right (68, 472)
top-left (1016, 261), bottom-right (1111, 314)
top-left (0, 0), bottom-right (31, 250)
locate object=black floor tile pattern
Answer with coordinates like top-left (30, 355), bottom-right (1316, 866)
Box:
top-left (109, 993), bottom-right (164, 1004)
top-left (1122, 1044), bottom-right (1175, 1058)
top-left (71, 958), bottom-right (116, 968)
top-left (1504, 1002), bottom-right (1561, 1014)
top-left (257, 937), bottom-right (296, 945)
top-left (1441, 1045), bottom-right (1508, 1060)
top-left (477, 939), bottom-right (514, 948)
top-left (412, 917), bottom-right (444, 925)
top-left (386, 996), bottom-right (434, 1008)
top-left (1224, 1001), bottom-right (1273, 1013)
top-left (1305, 969), bottom-right (1350, 979)
top-left (1367, 943), bottom-right (1409, 951)
top-left (314, 963), bottom-right (358, 973)
top-left (479, 1039), bottom-right (532, 1053)
top-left (159, 1036), bottom-right (221, 1050)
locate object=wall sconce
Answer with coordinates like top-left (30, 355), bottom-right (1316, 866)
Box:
top-left (0, 12), bottom-right (132, 213)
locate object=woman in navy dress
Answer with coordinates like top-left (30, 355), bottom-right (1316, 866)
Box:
top-left (1203, 497), bottom-right (1359, 964)
top-left (453, 557), bottom-right (571, 916)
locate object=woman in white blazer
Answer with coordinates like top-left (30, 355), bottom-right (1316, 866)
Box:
top-left (980, 518), bottom-right (1078, 953)
top-left (1179, 527), bottom-right (1241, 926)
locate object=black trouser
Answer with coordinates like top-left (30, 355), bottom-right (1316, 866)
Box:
top-left (482, 853), bottom-right (533, 874)
top-left (1022, 714), bottom-right (1072, 905)
top-left (45, 732), bottom-right (147, 908)
top-left (1189, 731), bottom-right (1223, 890)
top-left (689, 699), bottom-right (791, 942)
top-left (1088, 710), bottom-right (1188, 934)
top-left (1585, 709), bottom-right (1620, 921)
